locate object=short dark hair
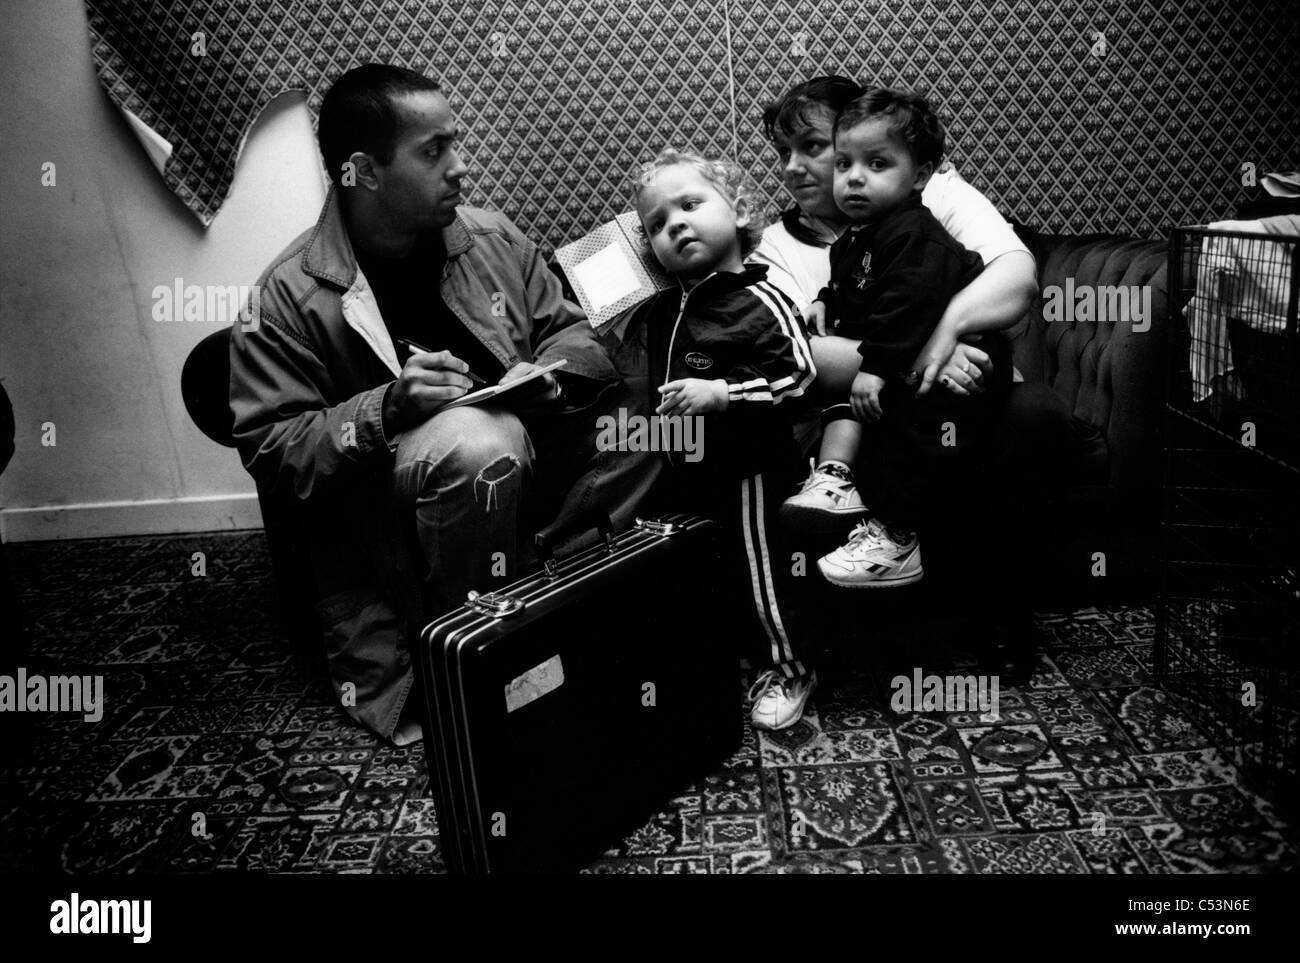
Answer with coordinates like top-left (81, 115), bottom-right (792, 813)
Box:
top-left (318, 64), bottom-right (442, 186)
top-left (761, 75), bottom-right (863, 144)
top-left (761, 76), bottom-right (865, 247)
top-left (834, 88), bottom-right (946, 169)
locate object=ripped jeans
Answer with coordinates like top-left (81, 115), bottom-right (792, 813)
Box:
top-left (392, 405), bottom-right (534, 617)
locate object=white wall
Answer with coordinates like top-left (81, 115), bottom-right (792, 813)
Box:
top-left (0, 0), bottom-right (327, 540)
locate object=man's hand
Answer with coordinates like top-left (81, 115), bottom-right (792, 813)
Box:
top-left (383, 349), bottom-right (473, 434)
top-left (850, 370), bottom-right (885, 423)
top-left (657, 378), bottom-right (728, 416)
top-left (497, 360), bottom-right (560, 414)
top-left (805, 300), bottom-right (828, 337)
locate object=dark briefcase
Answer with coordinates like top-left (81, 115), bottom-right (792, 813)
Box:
top-left (418, 513), bottom-right (741, 874)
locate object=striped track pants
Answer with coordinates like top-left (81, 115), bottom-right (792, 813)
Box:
top-left (724, 468), bottom-right (811, 680)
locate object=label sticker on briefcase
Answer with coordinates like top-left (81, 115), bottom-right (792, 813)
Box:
top-left (504, 655), bottom-right (565, 713)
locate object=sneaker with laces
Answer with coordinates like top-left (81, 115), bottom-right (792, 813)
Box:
top-left (748, 669), bottom-right (818, 731)
top-left (779, 463), bottom-right (868, 532)
top-left (817, 518), bottom-right (923, 588)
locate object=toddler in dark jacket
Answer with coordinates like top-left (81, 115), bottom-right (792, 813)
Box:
top-left (781, 88), bottom-right (1012, 589)
top-left (602, 149), bottom-right (819, 730)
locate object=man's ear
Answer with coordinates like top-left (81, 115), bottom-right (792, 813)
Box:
top-left (344, 151), bottom-right (382, 190)
top-left (912, 161), bottom-right (935, 192)
top-left (733, 195), bottom-right (752, 230)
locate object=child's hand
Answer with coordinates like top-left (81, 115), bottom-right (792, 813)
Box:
top-left (850, 371), bottom-right (885, 423)
top-left (657, 378), bottom-right (729, 415)
top-left (805, 300), bottom-right (828, 337)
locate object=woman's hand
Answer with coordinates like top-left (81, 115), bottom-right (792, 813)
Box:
top-left (909, 330), bottom-right (994, 397)
top-left (910, 319), bottom-right (960, 397)
top-left (911, 250), bottom-right (1037, 396)
top-left (936, 342), bottom-right (992, 396)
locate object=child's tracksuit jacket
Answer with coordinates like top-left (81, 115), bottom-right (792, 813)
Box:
top-left (603, 264), bottom-right (817, 678)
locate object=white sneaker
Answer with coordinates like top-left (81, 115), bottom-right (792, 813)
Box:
top-left (779, 465), bottom-right (868, 533)
top-left (748, 669), bottom-right (818, 731)
top-left (817, 518), bottom-right (923, 588)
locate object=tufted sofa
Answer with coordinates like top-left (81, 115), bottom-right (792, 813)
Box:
top-left (1002, 225), bottom-right (1170, 600)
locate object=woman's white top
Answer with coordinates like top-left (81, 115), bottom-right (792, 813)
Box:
top-left (750, 165), bottom-right (1031, 312)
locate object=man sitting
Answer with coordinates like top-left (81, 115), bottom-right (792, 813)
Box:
top-left (229, 64), bottom-right (649, 745)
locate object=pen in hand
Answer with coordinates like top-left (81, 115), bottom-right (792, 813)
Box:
top-left (395, 338), bottom-right (487, 386)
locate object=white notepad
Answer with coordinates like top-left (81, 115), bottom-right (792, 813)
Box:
top-left (442, 358), bottom-right (568, 410)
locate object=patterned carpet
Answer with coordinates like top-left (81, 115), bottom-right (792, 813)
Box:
top-left (1, 531), bottom-right (1295, 874)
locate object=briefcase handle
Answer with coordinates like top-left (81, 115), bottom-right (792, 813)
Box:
top-left (533, 509), bottom-right (615, 578)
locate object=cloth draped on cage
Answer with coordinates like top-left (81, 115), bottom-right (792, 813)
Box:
top-left (1184, 214), bottom-right (1300, 402)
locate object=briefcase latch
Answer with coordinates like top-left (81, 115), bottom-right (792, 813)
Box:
top-left (465, 590), bottom-right (525, 619)
top-left (634, 517), bottom-right (680, 537)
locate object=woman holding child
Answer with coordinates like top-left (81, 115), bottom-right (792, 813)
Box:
top-left (606, 76), bottom-right (1092, 732)
top-left (738, 75), bottom-right (1094, 725)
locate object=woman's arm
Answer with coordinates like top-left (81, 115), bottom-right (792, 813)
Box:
top-left (945, 250), bottom-right (1039, 337)
top-left (913, 250), bottom-right (1038, 395)
top-left (914, 167), bottom-right (1038, 393)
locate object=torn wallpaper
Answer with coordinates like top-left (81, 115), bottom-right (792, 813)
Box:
top-left (87, 0), bottom-right (1299, 253)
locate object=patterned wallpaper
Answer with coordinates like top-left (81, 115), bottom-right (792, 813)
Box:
top-left (88, 0), bottom-right (1299, 253)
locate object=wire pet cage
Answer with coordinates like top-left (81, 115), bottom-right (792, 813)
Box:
top-left (1158, 225), bottom-right (1300, 816)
